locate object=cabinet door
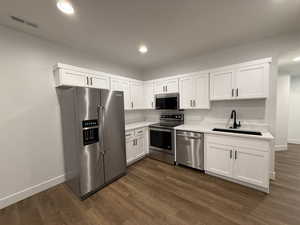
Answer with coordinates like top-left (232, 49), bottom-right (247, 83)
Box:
top-left (60, 69), bottom-right (87, 87)
top-left (179, 76), bottom-right (194, 109)
top-left (234, 63), bottom-right (269, 99)
top-left (126, 139), bottom-right (136, 164)
top-left (206, 142), bottom-right (234, 177)
top-left (154, 81), bottom-right (165, 94)
top-left (89, 74), bottom-right (110, 89)
top-left (210, 70), bottom-right (234, 100)
top-left (121, 80), bottom-right (131, 110)
top-left (111, 79), bottom-right (131, 110)
top-left (130, 81), bottom-right (144, 109)
top-left (165, 79), bottom-right (179, 93)
top-left (144, 82), bottom-right (154, 109)
top-left (194, 74), bottom-right (210, 109)
top-left (135, 136), bottom-right (146, 159)
top-left (233, 147), bottom-right (269, 188)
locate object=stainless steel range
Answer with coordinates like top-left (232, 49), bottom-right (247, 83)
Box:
top-left (149, 113), bottom-right (184, 164)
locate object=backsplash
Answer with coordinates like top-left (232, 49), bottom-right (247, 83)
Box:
top-left (125, 110), bottom-right (145, 124)
top-left (142, 99), bottom-right (269, 131)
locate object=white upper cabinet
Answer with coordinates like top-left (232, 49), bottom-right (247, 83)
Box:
top-left (144, 81), bottom-right (155, 109)
top-left (210, 58), bottom-right (271, 101)
top-left (210, 69), bottom-right (234, 100)
top-left (154, 78), bottom-right (179, 94)
top-left (54, 68), bottom-right (88, 87)
top-left (54, 64), bottom-right (110, 89)
top-left (234, 63), bottom-right (269, 99)
top-left (88, 73), bottom-right (110, 89)
top-left (111, 78), bottom-right (131, 110)
top-left (179, 76), bottom-right (194, 109)
top-left (130, 81), bottom-right (144, 109)
top-left (179, 73), bottom-right (210, 109)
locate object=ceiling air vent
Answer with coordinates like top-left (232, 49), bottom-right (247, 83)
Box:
top-left (10, 16), bottom-right (38, 28)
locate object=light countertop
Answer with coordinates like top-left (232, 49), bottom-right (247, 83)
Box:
top-left (125, 121), bottom-right (157, 131)
top-left (174, 124), bottom-right (274, 141)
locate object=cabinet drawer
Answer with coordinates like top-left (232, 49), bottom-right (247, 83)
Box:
top-left (135, 128), bottom-right (145, 137)
top-left (125, 130), bottom-right (134, 140)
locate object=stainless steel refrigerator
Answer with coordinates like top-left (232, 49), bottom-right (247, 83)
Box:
top-left (58, 87), bottom-right (126, 199)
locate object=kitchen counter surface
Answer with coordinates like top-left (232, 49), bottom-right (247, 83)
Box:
top-left (174, 124), bottom-right (274, 140)
top-left (125, 121), bottom-right (157, 131)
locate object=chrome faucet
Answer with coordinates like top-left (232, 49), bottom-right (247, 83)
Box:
top-left (230, 110), bottom-right (241, 129)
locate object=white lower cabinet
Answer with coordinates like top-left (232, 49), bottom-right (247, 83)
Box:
top-left (205, 134), bottom-right (270, 192)
top-left (206, 142), bottom-right (233, 177)
top-left (125, 128), bottom-right (147, 165)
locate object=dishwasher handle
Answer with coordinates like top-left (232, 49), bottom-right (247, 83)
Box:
top-left (176, 134), bottom-right (202, 139)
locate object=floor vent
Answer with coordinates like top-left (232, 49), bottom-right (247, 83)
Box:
top-left (10, 16), bottom-right (38, 28)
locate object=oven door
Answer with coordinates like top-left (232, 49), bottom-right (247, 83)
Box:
top-left (155, 93), bottom-right (179, 110)
top-left (149, 127), bottom-right (174, 154)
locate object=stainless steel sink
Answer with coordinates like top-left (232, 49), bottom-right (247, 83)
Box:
top-left (212, 128), bottom-right (262, 136)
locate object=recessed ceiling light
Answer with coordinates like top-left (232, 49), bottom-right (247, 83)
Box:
top-left (139, 45), bottom-right (148, 54)
top-left (57, 0), bottom-right (75, 15)
top-left (293, 56), bottom-right (300, 62)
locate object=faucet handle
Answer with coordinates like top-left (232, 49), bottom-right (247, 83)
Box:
top-left (238, 121), bottom-right (241, 128)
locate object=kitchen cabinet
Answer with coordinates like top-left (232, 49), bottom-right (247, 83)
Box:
top-left (154, 78), bottom-right (179, 94)
top-left (111, 78), bottom-right (131, 110)
top-left (210, 59), bottom-right (270, 101)
top-left (205, 134), bottom-right (270, 192)
top-left (210, 69), bottom-right (234, 100)
top-left (54, 68), bottom-right (87, 87)
top-left (54, 68), bottom-right (109, 89)
top-left (179, 73), bottom-right (210, 109)
top-left (206, 142), bottom-right (233, 177)
top-left (87, 73), bottom-right (110, 89)
top-left (144, 81), bottom-right (155, 109)
top-left (125, 128), bottom-right (147, 165)
top-left (130, 81), bottom-right (144, 109)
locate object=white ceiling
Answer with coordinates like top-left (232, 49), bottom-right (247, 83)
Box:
top-left (1, 0), bottom-right (300, 71)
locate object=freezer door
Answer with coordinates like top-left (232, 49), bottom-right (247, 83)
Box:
top-left (76, 87), bottom-right (105, 196)
top-left (100, 90), bottom-right (126, 183)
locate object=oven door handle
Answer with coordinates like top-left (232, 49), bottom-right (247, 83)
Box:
top-left (150, 127), bottom-right (172, 133)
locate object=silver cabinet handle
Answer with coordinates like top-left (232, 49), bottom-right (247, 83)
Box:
top-left (131, 102), bottom-right (133, 108)
top-left (190, 100), bottom-right (192, 107)
top-left (86, 77), bottom-right (89, 85)
top-left (230, 150), bottom-right (233, 159)
top-left (193, 100), bottom-right (196, 107)
top-left (235, 151), bottom-right (237, 160)
top-left (232, 89), bottom-right (234, 97)
top-left (166, 86), bottom-right (168, 92)
top-left (236, 88), bottom-right (239, 97)
top-left (90, 77), bottom-right (93, 86)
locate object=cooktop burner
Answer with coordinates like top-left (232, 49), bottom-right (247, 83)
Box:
top-left (151, 122), bottom-right (182, 128)
top-left (150, 113), bottom-right (184, 129)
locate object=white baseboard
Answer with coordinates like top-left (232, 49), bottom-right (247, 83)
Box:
top-left (270, 171), bottom-right (276, 180)
top-left (288, 139), bottom-right (300, 145)
top-left (274, 145), bottom-right (288, 151)
top-left (0, 174), bottom-right (66, 210)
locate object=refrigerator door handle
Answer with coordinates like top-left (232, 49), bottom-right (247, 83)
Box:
top-left (98, 105), bottom-right (105, 154)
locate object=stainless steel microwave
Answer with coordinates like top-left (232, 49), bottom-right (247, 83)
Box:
top-left (155, 93), bottom-right (179, 110)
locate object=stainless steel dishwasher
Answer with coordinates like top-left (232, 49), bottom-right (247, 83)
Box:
top-left (176, 130), bottom-right (204, 170)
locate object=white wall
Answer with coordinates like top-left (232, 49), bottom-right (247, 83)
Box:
top-left (275, 74), bottom-right (290, 151)
top-left (0, 25), bottom-right (141, 209)
top-left (288, 76), bottom-right (300, 144)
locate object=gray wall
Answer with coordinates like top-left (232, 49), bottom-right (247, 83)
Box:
top-left (0, 25), bottom-right (140, 208)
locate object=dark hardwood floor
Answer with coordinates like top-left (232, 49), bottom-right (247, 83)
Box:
top-left (1, 144), bottom-right (300, 225)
